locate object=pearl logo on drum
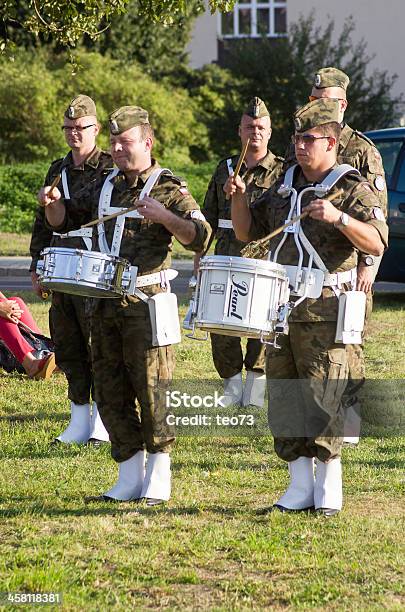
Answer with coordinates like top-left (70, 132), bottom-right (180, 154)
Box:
top-left (227, 275), bottom-right (249, 321)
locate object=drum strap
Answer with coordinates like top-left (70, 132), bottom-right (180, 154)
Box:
top-left (226, 159), bottom-right (234, 176)
top-left (53, 164), bottom-right (93, 250)
top-left (273, 164), bottom-right (359, 299)
top-left (97, 167), bottom-right (173, 257)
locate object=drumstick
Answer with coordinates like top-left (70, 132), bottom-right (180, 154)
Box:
top-left (81, 203), bottom-right (141, 229)
top-left (225, 138), bottom-right (250, 200)
top-left (40, 175), bottom-right (61, 208)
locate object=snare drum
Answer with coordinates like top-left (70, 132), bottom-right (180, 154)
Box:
top-left (194, 255), bottom-right (289, 338)
top-left (37, 247), bottom-right (137, 298)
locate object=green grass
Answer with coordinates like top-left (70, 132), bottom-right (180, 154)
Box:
top-left (0, 292), bottom-right (404, 610)
top-left (0, 233), bottom-right (216, 260)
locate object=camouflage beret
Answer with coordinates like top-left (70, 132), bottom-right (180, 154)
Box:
top-left (313, 67), bottom-right (350, 91)
top-left (294, 98), bottom-right (340, 133)
top-left (64, 95), bottom-right (97, 119)
top-left (109, 106), bottom-right (149, 135)
top-left (243, 97), bottom-right (270, 120)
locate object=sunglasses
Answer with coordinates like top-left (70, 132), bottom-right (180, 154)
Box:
top-left (291, 134), bottom-right (331, 145)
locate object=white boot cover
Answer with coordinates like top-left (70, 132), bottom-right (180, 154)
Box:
top-left (104, 450), bottom-right (146, 501)
top-left (276, 457), bottom-right (315, 510)
top-left (242, 371), bottom-right (266, 407)
top-left (221, 372), bottom-right (243, 407)
top-left (314, 457), bottom-right (343, 512)
top-left (56, 402), bottom-right (91, 444)
top-left (89, 403), bottom-right (110, 442)
top-left (141, 453), bottom-right (171, 502)
top-left (343, 402), bottom-right (361, 445)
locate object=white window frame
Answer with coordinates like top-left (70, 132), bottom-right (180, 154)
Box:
top-left (218, 0), bottom-right (287, 39)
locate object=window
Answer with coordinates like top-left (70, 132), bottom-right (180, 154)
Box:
top-left (372, 139), bottom-right (404, 187)
top-left (219, 1), bottom-right (287, 39)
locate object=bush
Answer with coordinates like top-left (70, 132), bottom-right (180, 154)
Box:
top-left (0, 48), bottom-right (211, 164)
top-left (0, 162), bottom-right (48, 233)
top-left (0, 160), bottom-right (214, 234)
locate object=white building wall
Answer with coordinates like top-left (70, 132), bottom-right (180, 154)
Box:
top-left (187, 0), bottom-right (405, 102)
top-left (287, 0), bottom-right (405, 100)
top-left (187, 6), bottom-right (218, 68)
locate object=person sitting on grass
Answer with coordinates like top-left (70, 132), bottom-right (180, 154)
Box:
top-left (0, 291), bottom-right (56, 379)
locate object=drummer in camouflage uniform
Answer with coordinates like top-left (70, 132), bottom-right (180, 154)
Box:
top-left (32, 95), bottom-right (112, 445)
top-left (42, 105), bottom-right (211, 505)
top-left (230, 98), bottom-right (388, 516)
top-left (194, 97), bottom-right (284, 408)
top-left (285, 67), bottom-right (388, 444)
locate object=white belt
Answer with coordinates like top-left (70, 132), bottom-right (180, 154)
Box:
top-left (53, 228), bottom-right (93, 239)
top-left (218, 219), bottom-right (233, 229)
top-left (136, 269), bottom-right (178, 288)
top-left (324, 268), bottom-right (357, 288)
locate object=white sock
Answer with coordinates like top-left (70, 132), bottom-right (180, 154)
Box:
top-left (103, 451), bottom-right (146, 501)
top-left (89, 403), bottom-right (110, 442)
top-left (56, 402), bottom-right (91, 444)
top-left (141, 453), bottom-right (171, 501)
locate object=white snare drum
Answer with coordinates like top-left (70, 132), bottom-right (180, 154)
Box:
top-left (37, 247), bottom-right (137, 298)
top-left (194, 255), bottom-right (289, 338)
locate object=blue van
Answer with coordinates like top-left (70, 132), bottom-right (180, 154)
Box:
top-left (365, 128), bottom-right (405, 282)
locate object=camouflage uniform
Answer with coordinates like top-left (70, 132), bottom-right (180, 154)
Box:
top-left (202, 150), bottom-right (284, 378)
top-left (30, 147), bottom-right (112, 404)
top-left (53, 158), bottom-right (211, 462)
top-left (284, 68), bottom-right (388, 402)
top-left (248, 101), bottom-right (388, 462)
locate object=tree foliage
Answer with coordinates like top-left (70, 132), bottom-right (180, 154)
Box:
top-left (0, 48), bottom-right (210, 164)
top-left (219, 15), bottom-right (404, 155)
top-left (85, 0), bottom-right (200, 79)
top-left (0, 1), bottom-right (236, 52)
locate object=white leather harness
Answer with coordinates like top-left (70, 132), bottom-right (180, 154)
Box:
top-left (274, 164), bottom-right (360, 299)
top-left (96, 168), bottom-right (178, 294)
top-left (52, 165), bottom-right (93, 251)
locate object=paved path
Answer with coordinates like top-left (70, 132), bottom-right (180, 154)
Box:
top-left (1, 257), bottom-right (405, 297)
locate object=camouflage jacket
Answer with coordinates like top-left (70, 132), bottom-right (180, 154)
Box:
top-left (285, 123), bottom-right (387, 215)
top-left (249, 167), bottom-right (389, 323)
top-left (202, 150), bottom-right (284, 256)
top-left (29, 147), bottom-right (112, 272)
top-left (50, 159), bottom-right (211, 308)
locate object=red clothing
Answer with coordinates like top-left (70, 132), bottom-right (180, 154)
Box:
top-left (0, 297), bottom-right (42, 363)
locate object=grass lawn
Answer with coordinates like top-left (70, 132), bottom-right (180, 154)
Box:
top-left (0, 292), bottom-right (404, 610)
top-left (0, 233), bottom-right (204, 260)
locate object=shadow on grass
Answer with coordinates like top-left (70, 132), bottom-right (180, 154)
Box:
top-left (373, 292), bottom-right (405, 310)
top-left (0, 412), bottom-right (69, 423)
top-left (0, 499), bottom-right (247, 519)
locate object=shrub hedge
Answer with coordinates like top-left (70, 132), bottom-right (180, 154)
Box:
top-left (0, 160), bottom-right (214, 234)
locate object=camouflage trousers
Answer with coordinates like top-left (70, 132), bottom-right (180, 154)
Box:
top-left (266, 321), bottom-right (348, 462)
top-left (210, 333), bottom-right (265, 379)
top-left (90, 299), bottom-right (175, 463)
top-left (49, 292), bottom-right (93, 405)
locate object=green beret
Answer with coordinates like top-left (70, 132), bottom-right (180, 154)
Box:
top-left (294, 98), bottom-right (340, 133)
top-left (109, 106), bottom-right (149, 135)
top-left (243, 97), bottom-right (270, 120)
top-left (64, 95), bottom-right (97, 119)
top-left (313, 67), bottom-right (350, 91)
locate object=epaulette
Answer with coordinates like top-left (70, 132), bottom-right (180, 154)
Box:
top-left (48, 157), bottom-right (64, 170)
top-left (160, 172), bottom-right (188, 188)
top-left (352, 130), bottom-right (379, 149)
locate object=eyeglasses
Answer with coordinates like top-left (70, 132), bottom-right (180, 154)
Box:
top-left (308, 96), bottom-right (345, 102)
top-left (61, 124), bottom-right (96, 133)
top-left (291, 134), bottom-right (331, 145)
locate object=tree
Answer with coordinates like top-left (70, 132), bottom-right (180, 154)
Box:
top-left (219, 15), bottom-right (404, 155)
top-left (85, 0), bottom-right (200, 79)
top-left (0, 1), bottom-right (236, 52)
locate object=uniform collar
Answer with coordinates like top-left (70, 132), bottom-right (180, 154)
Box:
top-left (338, 123), bottom-right (353, 152)
top-left (112, 158), bottom-right (160, 190)
top-left (62, 146), bottom-right (104, 170)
